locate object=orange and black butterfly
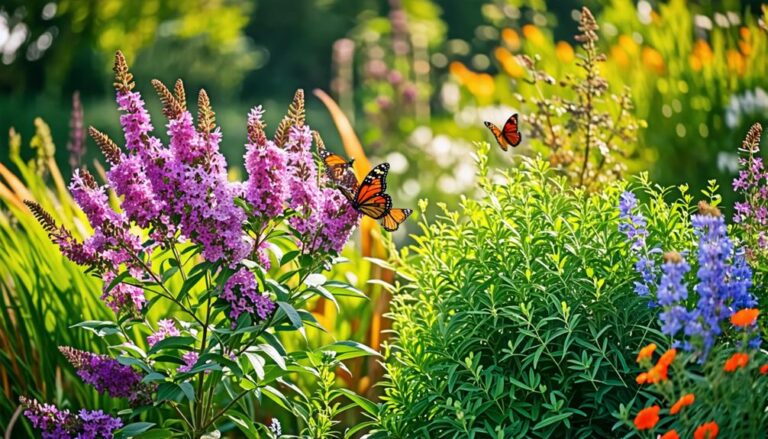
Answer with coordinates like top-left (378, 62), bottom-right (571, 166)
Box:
top-left (318, 147), bottom-right (358, 191)
top-left (339, 163), bottom-right (412, 231)
top-left (484, 113), bottom-right (522, 151)
top-left (339, 163), bottom-right (393, 220)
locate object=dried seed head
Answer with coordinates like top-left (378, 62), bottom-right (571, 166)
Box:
top-left (741, 123), bottom-right (763, 153)
top-left (24, 200), bottom-right (57, 233)
top-left (173, 79), bottom-right (187, 112)
top-left (113, 50), bottom-right (135, 93)
top-left (312, 130), bottom-right (325, 150)
top-left (88, 127), bottom-right (121, 165)
top-left (197, 89), bottom-right (216, 137)
top-left (151, 79), bottom-right (183, 120)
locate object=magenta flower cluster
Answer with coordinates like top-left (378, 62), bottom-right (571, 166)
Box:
top-left (59, 347), bottom-right (152, 406)
top-left (733, 123), bottom-right (768, 259)
top-left (221, 267), bottom-right (276, 325)
top-left (147, 319), bottom-right (181, 347)
top-left (20, 396), bottom-right (123, 439)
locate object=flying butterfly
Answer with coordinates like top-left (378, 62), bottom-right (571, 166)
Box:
top-left (484, 113), bottom-right (522, 151)
top-left (339, 163), bottom-right (393, 220)
top-left (339, 163), bottom-right (412, 231)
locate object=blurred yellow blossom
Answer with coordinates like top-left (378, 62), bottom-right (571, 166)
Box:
top-left (502, 28), bottom-right (521, 51)
top-left (611, 45), bottom-right (631, 69)
top-left (495, 47), bottom-right (525, 78)
top-left (522, 24), bottom-right (545, 46)
top-left (555, 41), bottom-right (574, 63)
top-left (642, 46), bottom-right (665, 75)
top-left (727, 49), bottom-right (746, 76)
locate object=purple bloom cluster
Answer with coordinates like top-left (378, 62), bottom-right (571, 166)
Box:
top-left (654, 207), bottom-right (758, 357)
top-left (221, 267), bottom-right (276, 325)
top-left (244, 107), bottom-right (290, 220)
top-left (147, 319), bottom-right (180, 347)
top-left (21, 396), bottom-right (123, 439)
top-left (59, 347), bottom-right (152, 406)
top-left (178, 351), bottom-right (202, 373)
top-left (732, 123), bottom-right (768, 259)
top-left (618, 191), bottom-right (658, 299)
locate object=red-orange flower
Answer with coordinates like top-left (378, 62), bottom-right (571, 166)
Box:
top-left (731, 308), bottom-right (759, 327)
top-left (636, 372), bottom-right (648, 384)
top-left (670, 393), bottom-right (695, 414)
top-left (633, 405), bottom-right (660, 430)
top-left (694, 421), bottom-right (719, 439)
top-left (658, 348), bottom-right (677, 367)
top-left (661, 430), bottom-right (680, 439)
top-left (637, 343), bottom-right (657, 363)
top-left (646, 363), bottom-right (669, 384)
top-left (760, 364), bottom-right (768, 375)
top-left (724, 352), bottom-right (749, 372)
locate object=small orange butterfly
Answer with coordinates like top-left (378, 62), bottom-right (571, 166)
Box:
top-left (337, 163), bottom-right (412, 232)
top-left (484, 114), bottom-right (522, 151)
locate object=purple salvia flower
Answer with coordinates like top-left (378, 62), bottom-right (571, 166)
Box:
top-left (306, 188), bottom-right (361, 254)
top-left (21, 396), bottom-right (123, 439)
top-left (59, 347), bottom-right (152, 406)
top-left (107, 154), bottom-right (164, 228)
top-left (147, 319), bottom-right (181, 347)
top-left (244, 139), bottom-right (289, 220)
top-left (617, 191), bottom-right (648, 252)
top-left (178, 351), bottom-right (201, 373)
top-left (221, 267), bottom-right (276, 325)
top-left (116, 90), bottom-right (155, 153)
top-left (69, 169), bottom-right (117, 229)
top-left (100, 271), bottom-right (146, 317)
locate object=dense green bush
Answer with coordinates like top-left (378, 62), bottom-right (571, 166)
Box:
top-left (375, 144), bottom-right (696, 438)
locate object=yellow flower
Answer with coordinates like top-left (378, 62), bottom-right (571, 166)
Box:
top-left (467, 73), bottom-right (495, 99)
top-left (611, 45), bottom-right (631, 69)
top-left (555, 41), bottom-right (574, 63)
top-left (618, 35), bottom-right (638, 55)
top-left (522, 24), bottom-right (545, 46)
top-left (727, 49), bottom-right (745, 76)
top-left (502, 28), bottom-right (521, 51)
top-left (494, 47), bottom-right (525, 78)
top-left (642, 46), bottom-right (665, 74)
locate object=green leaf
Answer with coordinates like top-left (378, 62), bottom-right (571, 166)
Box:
top-left (117, 422), bottom-right (155, 437)
top-left (335, 388), bottom-right (378, 416)
top-left (156, 383), bottom-right (186, 402)
top-left (532, 413), bottom-right (573, 430)
top-left (71, 320), bottom-right (120, 337)
top-left (147, 336), bottom-right (196, 355)
top-left (276, 301), bottom-right (305, 338)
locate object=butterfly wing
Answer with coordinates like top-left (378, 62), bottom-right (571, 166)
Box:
top-left (351, 163), bottom-right (392, 219)
top-left (380, 208), bottom-right (412, 232)
top-left (484, 121), bottom-right (509, 151)
top-left (502, 114), bottom-right (521, 147)
top-left (319, 147), bottom-right (358, 191)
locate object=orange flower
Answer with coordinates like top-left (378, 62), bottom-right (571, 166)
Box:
top-left (731, 308), bottom-right (759, 327)
top-left (642, 46), bottom-right (665, 74)
top-left (724, 352), bottom-right (749, 372)
top-left (670, 393), bottom-right (695, 414)
top-left (555, 41), bottom-right (574, 63)
top-left (494, 47), bottom-right (525, 78)
top-left (658, 349), bottom-right (677, 367)
top-left (501, 28), bottom-right (521, 51)
top-left (633, 405), bottom-right (660, 430)
top-left (727, 49), bottom-right (745, 76)
top-left (637, 343), bottom-right (657, 363)
top-left (636, 372), bottom-right (648, 384)
top-left (760, 364), bottom-right (768, 375)
top-left (661, 430), bottom-right (680, 439)
top-left (618, 35), bottom-right (639, 55)
top-left (646, 363), bottom-right (669, 383)
top-left (694, 421), bottom-right (719, 439)
top-left (611, 45), bottom-right (631, 69)
top-left (522, 24), bottom-right (545, 45)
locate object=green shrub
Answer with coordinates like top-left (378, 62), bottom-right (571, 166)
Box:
top-left (375, 143), bottom-right (695, 438)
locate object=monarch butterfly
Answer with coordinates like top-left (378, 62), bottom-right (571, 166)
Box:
top-left (318, 147), bottom-right (358, 191)
top-left (339, 163), bottom-right (393, 220)
top-left (484, 114), bottom-right (522, 151)
top-left (339, 163), bottom-right (412, 231)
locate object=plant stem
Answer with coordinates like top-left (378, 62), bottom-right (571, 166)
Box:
top-left (199, 390), bottom-right (250, 432)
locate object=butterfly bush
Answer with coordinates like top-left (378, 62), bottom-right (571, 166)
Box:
top-left (21, 51), bottom-right (371, 438)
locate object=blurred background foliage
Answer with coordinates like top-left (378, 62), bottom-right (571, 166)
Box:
top-left (3, 0), bottom-right (768, 434)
